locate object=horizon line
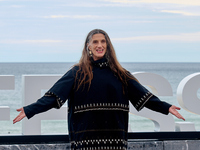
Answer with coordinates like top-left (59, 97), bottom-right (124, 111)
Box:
top-left (0, 61), bottom-right (200, 63)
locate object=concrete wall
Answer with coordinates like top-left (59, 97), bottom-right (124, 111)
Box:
top-left (128, 139), bottom-right (200, 150)
top-left (1, 140), bottom-right (200, 150)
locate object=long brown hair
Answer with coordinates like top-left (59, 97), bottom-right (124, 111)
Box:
top-left (74, 29), bottom-right (138, 91)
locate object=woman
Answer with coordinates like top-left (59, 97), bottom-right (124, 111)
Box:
top-left (13, 29), bottom-right (185, 150)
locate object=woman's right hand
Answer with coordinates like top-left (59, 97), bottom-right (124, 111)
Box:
top-left (13, 108), bottom-right (26, 124)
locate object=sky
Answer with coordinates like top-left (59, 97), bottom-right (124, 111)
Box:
top-left (0, 0), bottom-right (200, 62)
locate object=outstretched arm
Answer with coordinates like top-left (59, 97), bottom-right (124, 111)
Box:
top-left (13, 67), bottom-right (76, 124)
top-left (13, 95), bottom-right (58, 123)
top-left (13, 108), bottom-right (26, 124)
top-left (144, 95), bottom-right (185, 121)
top-left (126, 75), bottom-right (185, 121)
top-left (13, 96), bottom-right (58, 124)
top-left (169, 105), bottom-right (185, 121)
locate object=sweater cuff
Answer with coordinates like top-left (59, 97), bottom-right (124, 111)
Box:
top-left (162, 102), bottom-right (172, 115)
top-left (23, 105), bottom-right (35, 119)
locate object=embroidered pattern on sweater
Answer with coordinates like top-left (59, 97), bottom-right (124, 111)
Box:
top-left (71, 146), bottom-right (126, 150)
top-left (74, 103), bottom-right (129, 114)
top-left (93, 61), bottom-right (109, 68)
top-left (74, 129), bottom-right (127, 134)
top-left (45, 91), bottom-right (66, 108)
top-left (135, 91), bottom-right (153, 111)
top-left (71, 138), bottom-right (127, 150)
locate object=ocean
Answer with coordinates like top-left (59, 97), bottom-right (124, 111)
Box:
top-left (0, 62), bottom-right (200, 134)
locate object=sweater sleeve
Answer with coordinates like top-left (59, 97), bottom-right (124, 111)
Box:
top-left (144, 95), bottom-right (172, 115)
top-left (127, 75), bottom-right (171, 115)
top-left (45, 66), bottom-right (78, 108)
top-left (24, 96), bottom-right (57, 119)
top-left (23, 66), bottom-right (78, 119)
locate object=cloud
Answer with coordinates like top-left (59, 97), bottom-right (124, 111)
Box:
top-left (59, 2), bottom-right (130, 7)
top-left (103, 0), bottom-right (200, 16)
top-left (42, 14), bottom-right (153, 22)
top-left (43, 15), bottom-right (109, 19)
top-left (10, 5), bottom-right (24, 8)
top-left (112, 32), bottom-right (200, 43)
top-left (0, 39), bottom-right (64, 44)
top-left (161, 10), bottom-right (200, 16)
top-left (104, 0), bottom-right (200, 6)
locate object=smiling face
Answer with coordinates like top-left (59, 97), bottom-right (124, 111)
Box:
top-left (88, 33), bottom-right (107, 61)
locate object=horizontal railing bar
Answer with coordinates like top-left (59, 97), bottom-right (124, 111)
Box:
top-left (0, 132), bottom-right (200, 144)
top-left (128, 131), bottom-right (200, 140)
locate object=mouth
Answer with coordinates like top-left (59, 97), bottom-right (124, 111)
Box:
top-left (96, 49), bottom-right (104, 53)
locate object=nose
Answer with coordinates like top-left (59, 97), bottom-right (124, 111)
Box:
top-left (97, 42), bottom-right (102, 48)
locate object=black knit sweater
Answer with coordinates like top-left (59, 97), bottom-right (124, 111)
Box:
top-left (24, 58), bottom-right (171, 150)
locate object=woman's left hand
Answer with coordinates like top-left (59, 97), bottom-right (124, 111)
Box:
top-left (169, 105), bottom-right (185, 121)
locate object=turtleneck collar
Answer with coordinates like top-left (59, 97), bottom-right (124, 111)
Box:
top-left (91, 57), bottom-right (109, 68)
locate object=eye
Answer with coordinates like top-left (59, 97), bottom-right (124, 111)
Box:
top-left (101, 40), bottom-right (106, 43)
top-left (93, 40), bottom-right (98, 44)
